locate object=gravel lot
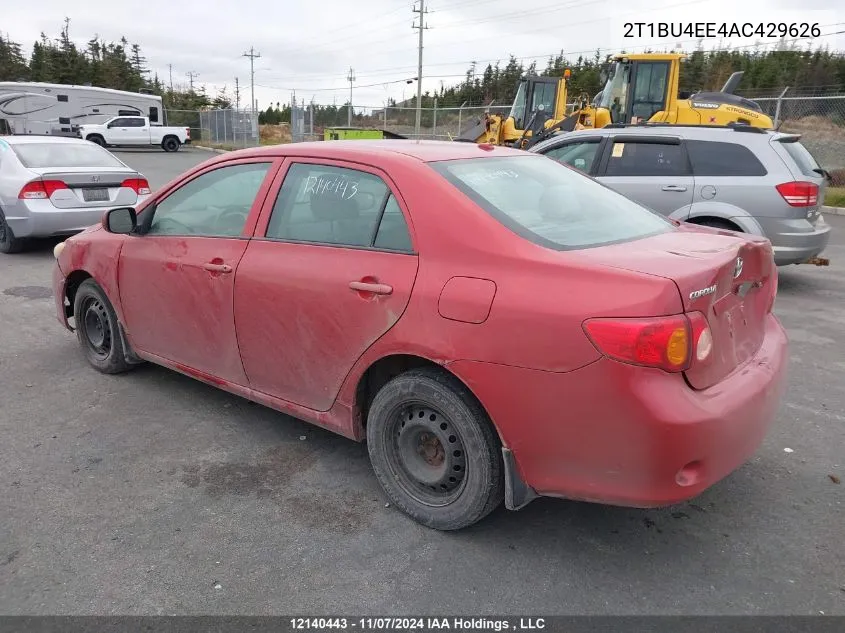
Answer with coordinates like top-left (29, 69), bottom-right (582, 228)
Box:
top-left (1, 148), bottom-right (843, 615)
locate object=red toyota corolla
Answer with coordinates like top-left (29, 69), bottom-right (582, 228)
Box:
top-left (51, 140), bottom-right (788, 530)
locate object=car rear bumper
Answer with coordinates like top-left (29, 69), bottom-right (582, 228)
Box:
top-left (448, 313), bottom-right (788, 508)
top-left (756, 214), bottom-right (831, 265)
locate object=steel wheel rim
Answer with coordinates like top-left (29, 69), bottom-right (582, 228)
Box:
top-left (81, 297), bottom-right (112, 360)
top-left (383, 403), bottom-right (468, 507)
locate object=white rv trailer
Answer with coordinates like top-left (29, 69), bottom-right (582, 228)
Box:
top-left (0, 82), bottom-right (164, 136)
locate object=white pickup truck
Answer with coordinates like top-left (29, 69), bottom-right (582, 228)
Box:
top-left (77, 116), bottom-right (191, 152)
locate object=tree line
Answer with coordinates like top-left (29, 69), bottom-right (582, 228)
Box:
top-left (2, 21), bottom-right (844, 129)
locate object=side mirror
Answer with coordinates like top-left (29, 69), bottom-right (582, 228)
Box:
top-left (103, 207), bottom-right (137, 234)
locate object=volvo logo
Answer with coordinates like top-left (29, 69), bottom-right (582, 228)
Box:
top-left (733, 257), bottom-right (744, 279)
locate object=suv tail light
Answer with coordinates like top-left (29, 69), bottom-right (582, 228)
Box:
top-left (776, 181), bottom-right (818, 207)
top-left (120, 178), bottom-right (151, 195)
top-left (18, 179), bottom-right (68, 199)
top-left (583, 313), bottom-right (712, 373)
top-left (185, 127), bottom-right (191, 139)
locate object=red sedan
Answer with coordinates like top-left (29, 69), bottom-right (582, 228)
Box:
top-left (51, 140), bottom-right (788, 530)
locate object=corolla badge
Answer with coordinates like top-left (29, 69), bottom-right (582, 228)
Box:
top-left (689, 284), bottom-right (717, 300)
top-left (734, 256), bottom-right (744, 279)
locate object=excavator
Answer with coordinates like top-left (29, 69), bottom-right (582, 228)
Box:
top-left (457, 53), bottom-right (774, 149)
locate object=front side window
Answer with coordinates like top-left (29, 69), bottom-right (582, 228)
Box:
top-left (531, 82), bottom-right (557, 116)
top-left (509, 81), bottom-right (528, 130)
top-left (543, 140), bottom-right (601, 173)
top-left (430, 155), bottom-right (673, 250)
top-left (266, 163), bottom-right (405, 249)
top-left (147, 162), bottom-right (272, 237)
top-left (604, 141), bottom-right (688, 177)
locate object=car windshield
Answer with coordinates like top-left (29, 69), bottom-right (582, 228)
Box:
top-left (430, 155), bottom-right (673, 250)
top-left (11, 143), bottom-right (126, 169)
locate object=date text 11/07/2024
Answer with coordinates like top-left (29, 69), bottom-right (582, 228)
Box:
top-left (290, 618), bottom-right (547, 631)
top-left (623, 22), bottom-right (821, 39)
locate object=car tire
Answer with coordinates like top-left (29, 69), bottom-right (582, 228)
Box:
top-left (366, 368), bottom-right (504, 531)
top-left (162, 137), bottom-right (180, 152)
top-left (0, 209), bottom-right (26, 254)
top-left (73, 279), bottom-right (134, 374)
top-left (86, 135), bottom-right (105, 147)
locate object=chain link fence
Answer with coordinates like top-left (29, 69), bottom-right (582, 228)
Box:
top-left (178, 95), bottom-right (845, 175)
top-left (754, 95), bottom-right (845, 172)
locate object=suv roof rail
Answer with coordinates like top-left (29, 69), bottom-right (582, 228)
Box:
top-left (601, 122), bottom-right (768, 134)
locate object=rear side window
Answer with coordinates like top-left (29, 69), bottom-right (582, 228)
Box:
top-left (11, 142), bottom-right (125, 168)
top-left (604, 141), bottom-right (689, 177)
top-left (686, 140), bottom-right (767, 176)
top-left (779, 140), bottom-right (822, 178)
top-left (149, 107), bottom-right (159, 123)
top-left (430, 155), bottom-right (673, 250)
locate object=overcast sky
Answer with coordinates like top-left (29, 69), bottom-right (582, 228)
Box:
top-left (7, 0), bottom-right (845, 110)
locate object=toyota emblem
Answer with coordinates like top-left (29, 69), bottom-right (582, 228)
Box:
top-left (733, 256), bottom-right (744, 279)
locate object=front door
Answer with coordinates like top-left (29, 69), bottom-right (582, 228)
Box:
top-left (596, 136), bottom-right (694, 219)
top-left (235, 160), bottom-right (419, 411)
top-left (118, 159), bottom-right (277, 384)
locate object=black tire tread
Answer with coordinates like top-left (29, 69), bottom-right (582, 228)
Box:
top-left (366, 367), bottom-right (504, 530)
top-left (0, 208), bottom-right (26, 254)
top-left (73, 279), bottom-right (134, 375)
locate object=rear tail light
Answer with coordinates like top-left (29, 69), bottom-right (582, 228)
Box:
top-left (18, 179), bottom-right (68, 199)
top-left (185, 127), bottom-right (191, 139)
top-left (583, 312), bottom-right (713, 372)
top-left (121, 178), bottom-right (151, 195)
top-left (776, 181), bottom-right (818, 207)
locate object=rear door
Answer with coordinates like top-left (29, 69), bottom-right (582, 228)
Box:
top-left (234, 159), bottom-right (419, 412)
top-left (595, 135), bottom-right (694, 218)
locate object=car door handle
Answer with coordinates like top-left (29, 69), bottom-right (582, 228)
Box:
top-left (349, 281), bottom-right (393, 295)
top-left (202, 262), bottom-right (233, 273)
top-left (662, 185), bottom-right (688, 192)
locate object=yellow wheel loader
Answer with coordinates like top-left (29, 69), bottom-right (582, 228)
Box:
top-left (457, 53), bottom-right (774, 149)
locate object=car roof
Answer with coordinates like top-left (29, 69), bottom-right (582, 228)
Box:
top-left (222, 139), bottom-right (529, 163)
top-left (545, 125), bottom-right (778, 142)
top-left (0, 135), bottom-right (95, 146)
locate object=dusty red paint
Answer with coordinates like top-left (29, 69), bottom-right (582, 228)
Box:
top-left (53, 140), bottom-right (789, 506)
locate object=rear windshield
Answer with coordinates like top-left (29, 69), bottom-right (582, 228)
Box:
top-left (778, 139), bottom-right (821, 178)
top-left (430, 155), bottom-right (673, 250)
top-left (12, 143), bottom-right (125, 169)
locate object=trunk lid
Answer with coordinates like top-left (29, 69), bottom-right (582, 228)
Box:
top-left (27, 167), bottom-right (141, 209)
top-left (578, 224), bottom-right (777, 389)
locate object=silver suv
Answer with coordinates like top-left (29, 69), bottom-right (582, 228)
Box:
top-left (530, 124), bottom-right (831, 266)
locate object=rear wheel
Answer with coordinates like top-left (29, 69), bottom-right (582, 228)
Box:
top-left (86, 134), bottom-right (105, 147)
top-left (162, 137), bottom-right (180, 152)
top-left (73, 279), bottom-right (134, 374)
top-left (366, 368), bottom-right (504, 531)
top-left (0, 209), bottom-right (26, 254)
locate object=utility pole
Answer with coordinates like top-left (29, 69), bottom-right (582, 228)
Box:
top-left (168, 64), bottom-right (173, 92)
top-left (185, 71), bottom-right (199, 92)
top-left (346, 67), bottom-right (356, 127)
top-left (243, 46), bottom-right (261, 120)
top-left (412, 0), bottom-right (429, 138)
top-left (234, 77), bottom-right (240, 110)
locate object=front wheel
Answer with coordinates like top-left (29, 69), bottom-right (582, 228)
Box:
top-left (73, 279), bottom-right (135, 374)
top-left (366, 368), bottom-right (504, 530)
